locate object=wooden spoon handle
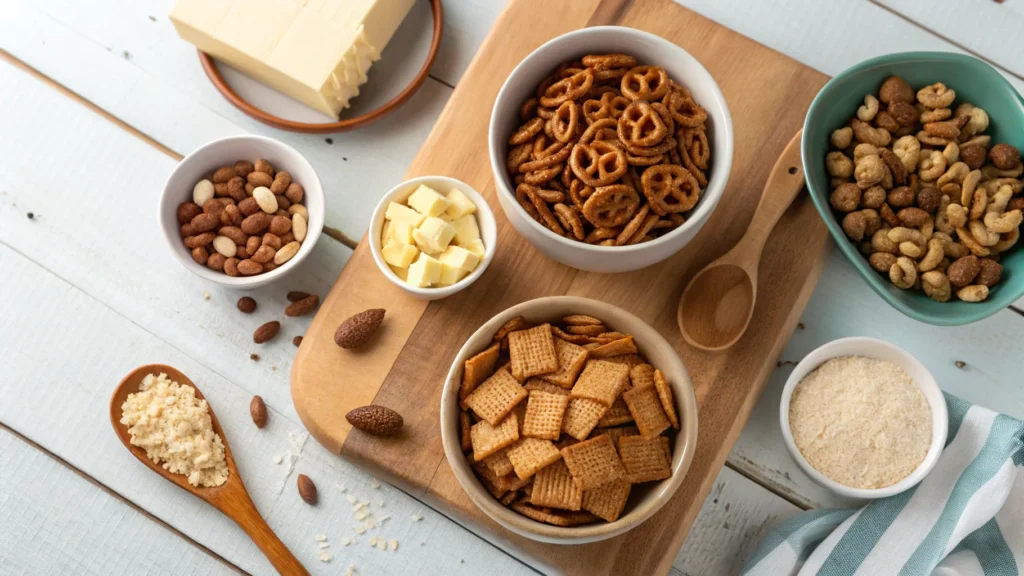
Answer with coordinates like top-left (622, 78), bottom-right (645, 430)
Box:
top-left (228, 493), bottom-right (309, 575)
top-left (735, 130), bottom-right (806, 268)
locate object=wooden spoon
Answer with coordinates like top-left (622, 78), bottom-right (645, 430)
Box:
top-left (677, 131), bottom-right (805, 351)
top-left (110, 364), bottom-right (308, 576)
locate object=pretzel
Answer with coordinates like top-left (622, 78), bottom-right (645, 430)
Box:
top-left (651, 102), bottom-right (675, 136)
top-left (641, 165), bottom-right (700, 215)
top-left (617, 101), bottom-right (669, 148)
top-left (569, 179), bottom-right (594, 210)
top-left (582, 92), bottom-right (631, 125)
top-left (663, 89), bottom-right (706, 127)
top-left (520, 184), bottom-right (565, 235)
top-left (615, 204), bottom-right (651, 246)
top-left (624, 213), bottom-right (660, 245)
top-left (520, 98), bottom-right (539, 120)
top-left (584, 226), bottom-right (622, 244)
top-left (623, 136), bottom-right (676, 158)
top-left (510, 117), bottom-right (544, 145)
top-left (554, 203), bottom-right (586, 240)
top-left (551, 101), bottom-right (580, 143)
top-left (620, 65), bottom-right (670, 102)
top-left (570, 140), bottom-right (628, 187)
top-left (532, 187), bottom-right (566, 204)
top-left (540, 69), bottom-right (595, 107)
top-left (582, 53), bottom-right (637, 71)
top-left (520, 141), bottom-right (571, 173)
top-left (524, 164), bottom-right (563, 185)
top-left (507, 143), bottom-right (532, 175)
top-left (594, 68), bottom-right (628, 86)
top-left (625, 152), bottom-right (663, 167)
top-left (533, 134), bottom-right (567, 159)
top-left (582, 184), bottom-right (640, 228)
top-left (678, 127), bottom-right (709, 170)
top-left (516, 184), bottom-right (541, 220)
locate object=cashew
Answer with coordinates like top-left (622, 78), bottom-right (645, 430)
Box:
top-left (947, 204), bottom-right (968, 229)
top-left (984, 209), bottom-right (1023, 234)
top-left (892, 135), bottom-right (921, 174)
top-left (831, 127), bottom-right (854, 150)
top-left (955, 103), bottom-right (989, 139)
top-left (933, 232), bottom-right (969, 260)
top-left (969, 220), bottom-right (1000, 246)
top-left (957, 226), bottom-right (991, 257)
top-left (918, 217), bottom-right (934, 240)
top-left (918, 150), bottom-right (946, 182)
top-left (855, 155), bottom-right (886, 188)
top-left (959, 170), bottom-right (982, 206)
top-left (981, 164), bottom-right (1024, 180)
top-left (826, 152), bottom-right (854, 178)
top-left (889, 257), bottom-right (917, 289)
top-left (917, 82), bottom-right (956, 109)
top-left (852, 119), bottom-right (891, 147)
top-left (986, 185), bottom-right (1013, 214)
top-left (983, 178), bottom-right (1023, 196)
top-left (921, 271), bottom-right (952, 302)
top-left (956, 285), bottom-right (989, 302)
top-left (968, 188), bottom-right (988, 221)
top-left (941, 142), bottom-right (960, 165)
top-left (936, 162), bottom-right (969, 188)
top-left (992, 228), bottom-right (1020, 254)
top-left (869, 252), bottom-right (898, 273)
top-left (917, 131), bottom-right (952, 147)
top-left (917, 239), bottom-right (944, 271)
top-left (872, 227), bottom-right (898, 254)
top-left (887, 226), bottom-right (926, 248)
top-left (857, 94), bottom-right (880, 122)
top-left (899, 241), bottom-right (923, 258)
top-left (853, 143), bottom-right (880, 162)
top-left (935, 195), bottom-right (954, 234)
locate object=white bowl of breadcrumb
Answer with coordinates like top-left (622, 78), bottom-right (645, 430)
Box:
top-left (779, 337), bottom-right (947, 500)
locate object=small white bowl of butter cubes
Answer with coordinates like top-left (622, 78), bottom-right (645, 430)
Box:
top-left (370, 175), bottom-right (497, 300)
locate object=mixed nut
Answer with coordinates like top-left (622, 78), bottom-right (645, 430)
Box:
top-left (826, 76), bottom-right (1022, 302)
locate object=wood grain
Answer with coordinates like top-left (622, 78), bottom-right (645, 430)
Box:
top-left (292, 0), bottom-right (830, 573)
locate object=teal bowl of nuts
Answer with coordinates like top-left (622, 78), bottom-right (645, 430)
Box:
top-left (802, 52), bottom-right (1024, 326)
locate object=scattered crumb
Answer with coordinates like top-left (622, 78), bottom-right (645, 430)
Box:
top-left (364, 518), bottom-right (376, 529)
top-left (374, 499), bottom-right (384, 508)
top-left (342, 157), bottom-right (348, 161)
top-left (314, 533), bottom-right (327, 542)
top-left (345, 564), bottom-right (356, 576)
top-left (378, 515), bottom-right (390, 524)
top-left (354, 510), bottom-right (368, 521)
top-left (353, 502), bottom-right (365, 511)
top-left (342, 537), bottom-right (352, 546)
top-left (460, 559), bottom-right (464, 563)
top-left (346, 494), bottom-right (358, 504)
top-left (250, 353), bottom-right (260, 361)
top-left (122, 50), bottom-right (132, 60)
top-left (376, 539), bottom-right (387, 551)
top-left (354, 526), bottom-right (366, 534)
top-left (797, 322), bottom-right (806, 330)
top-left (318, 542), bottom-right (330, 549)
top-left (370, 479), bottom-right (380, 489)
top-left (273, 455), bottom-right (283, 464)
top-left (293, 336), bottom-right (303, 347)
top-left (148, 15), bottom-right (157, 21)
top-left (336, 483), bottom-right (347, 492)
top-left (410, 513), bottom-right (422, 521)
top-left (368, 537), bottom-right (378, 547)
top-left (955, 360), bottom-right (967, 369)
top-left (26, 212), bottom-right (34, 220)
top-left (271, 366), bottom-right (277, 371)
top-left (317, 551), bottom-right (331, 562)
top-left (202, 291), bottom-right (211, 300)
top-left (359, 501), bottom-right (369, 507)
top-left (325, 138), bottom-right (333, 144)
top-left (388, 539), bottom-right (398, 551)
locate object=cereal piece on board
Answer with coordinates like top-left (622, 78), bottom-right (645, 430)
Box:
top-left (471, 413), bottom-right (519, 461)
top-left (571, 360), bottom-right (630, 406)
top-left (507, 438), bottom-right (562, 479)
top-left (588, 336), bottom-right (638, 359)
top-left (494, 315), bottom-right (529, 349)
top-left (562, 397), bottom-right (609, 440)
top-left (629, 364), bottom-right (655, 389)
top-left (465, 369), bottom-right (528, 425)
top-left (525, 377), bottom-right (571, 395)
top-left (562, 314), bottom-right (603, 326)
top-left (482, 447), bottom-right (514, 477)
top-left (530, 460), bottom-right (583, 511)
top-left (582, 479), bottom-right (631, 522)
top-left (653, 369), bottom-right (679, 429)
top-left (622, 384), bottom-right (671, 439)
top-left (460, 411), bottom-right (472, 452)
top-left (596, 398), bottom-right (634, 427)
top-left (560, 435), bottom-right (625, 490)
top-left (461, 342), bottom-right (501, 400)
top-left (523, 391), bottom-right (570, 440)
top-left (508, 324), bottom-right (560, 381)
top-left (618, 435), bottom-right (671, 483)
top-left (594, 425), bottom-right (639, 446)
top-left (540, 338), bottom-right (590, 388)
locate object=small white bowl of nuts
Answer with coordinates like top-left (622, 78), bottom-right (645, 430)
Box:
top-left (160, 135), bottom-right (324, 288)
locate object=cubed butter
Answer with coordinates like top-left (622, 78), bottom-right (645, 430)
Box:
top-left (439, 245), bottom-right (479, 273)
top-left (389, 265), bottom-right (408, 282)
top-left (381, 220), bottom-right (392, 245)
top-left (464, 238), bottom-right (486, 258)
top-left (445, 188), bottom-right (477, 219)
top-left (381, 241), bottom-right (419, 269)
top-left (450, 214), bottom-right (481, 246)
top-left (389, 220), bottom-right (415, 245)
top-left (406, 185), bottom-right (450, 217)
top-left (413, 217), bottom-right (456, 255)
top-left (438, 262), bottom-right (469, 287)
top-left (385, 202), bottom-right (426, 228)
top-left (407, 253), bottom-right (442, 287)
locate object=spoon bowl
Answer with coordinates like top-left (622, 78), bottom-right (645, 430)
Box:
top-left (110, 364), bottom-right (307, 575)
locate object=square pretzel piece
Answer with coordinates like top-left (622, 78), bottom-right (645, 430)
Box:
top-left (522, 391), bottom-right (570, 440)
top-left (571, 360), bottom-right (630, 406)
top-left (524, 377), bottom-right (570, 396)
top-left (461, 342), bottom-right (501, 400)
top-left (507, 438), bottom-right (562, 480)
top-left (617, 435), bottom-right (672, 483)
top-left (582, 479), bottom-right (631, 522)
top-left (622, 384), bottom-right (671, 439)
top-left (562, 397), bottom-right (609, 440)
top-left (508, 324), bottom-right (559, 381)
top-left (560, 434), bottom-right (625, 490)
top-left (653, 369), bottom-right (679, 429)
top-left (540, 338), bottom-right (590, 388)
top-left (530, 460), bottom-right (583, 511)
top-left (471, 413), bottom-right (519, 461)
top-left (588, 336), bottom-right (638, 359)
top-left (597, 397), bottom-right (634, 427)
top-left (465, 369), bottom-right (527, 425)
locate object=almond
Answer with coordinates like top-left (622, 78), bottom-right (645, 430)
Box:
top-left (250, 395), bottom-right (267, 428)
top-left (247, 171), bottom-right (273, 188)
top-left (235, 160), bottom-right (255, 178)
top-left (254, 158), bottom-right (275, 176)
top-left (287, 291), bottom-right (312, 302)
top-left (293, 336), bottom-right (303, 347)
top-left (238, 258), bottom-right (262, 275)
top-left (253, 320), bottom-right (280, 343)
top-left (191, 212), bottom-right (220, 233)
top-left (237, 296), bottom-right (257, 313)
top-left (285, 295), bottom-right (319, 317)
top-left (297, 474), bottom-right (317, 505)
top-left (177, 201), bottom-right (202, 224)
top-left (212, 166), bottom-right (236, 183)
top-left (335, 309), bottom-right (385, 349)
top-left (241, 212), bottom-right (272, 235)
top-left (345, 405), bottom-right (403, 437)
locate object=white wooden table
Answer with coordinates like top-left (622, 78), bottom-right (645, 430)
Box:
top-left (2, 0), bottom-right (1022, 574)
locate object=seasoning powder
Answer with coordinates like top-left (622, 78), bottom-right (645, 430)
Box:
top-left (788, 356), bottom-right (931, 489)
top-left (120, 373), bottom-right (229, 487)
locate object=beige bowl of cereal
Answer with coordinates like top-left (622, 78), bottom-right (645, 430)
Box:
top-left (440, 296), bottom-right (698, 544)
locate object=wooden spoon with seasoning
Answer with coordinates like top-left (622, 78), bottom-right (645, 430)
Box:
top-left (677, 131), bottom-right (806, 351)
top-left (110, 364), bottom-right (308, 576)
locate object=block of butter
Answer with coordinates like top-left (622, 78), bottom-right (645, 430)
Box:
top-left (169, 0), bottom-right (415, 118)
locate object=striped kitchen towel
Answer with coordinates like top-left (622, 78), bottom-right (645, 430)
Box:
top-left (744, 394), bottom-right (1024, 576)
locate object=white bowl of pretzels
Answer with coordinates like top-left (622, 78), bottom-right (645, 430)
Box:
top-left (488, 26), bottom-right (733, 273)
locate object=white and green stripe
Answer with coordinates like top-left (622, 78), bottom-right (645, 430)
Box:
top-left (744, 397), bottom-right (1024, 576)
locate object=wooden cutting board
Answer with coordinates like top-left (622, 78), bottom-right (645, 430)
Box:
top-left (292, 0), bottom-right (830, 573)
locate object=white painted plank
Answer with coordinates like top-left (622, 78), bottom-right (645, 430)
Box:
top-left (0, 244), bottom-right (534, 576)
top-left (0, 429), bottom-right (234, 575)
top-left (429, 0), bottom-right (502, 87)
top-left (0, 0), bottom-right (451, 240)
top-left (728, 250), bottom-right (1024, 509)
top-left (876, 0), bottom-right (1024, 80)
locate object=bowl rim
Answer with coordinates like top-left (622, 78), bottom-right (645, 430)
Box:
top-left (778, 336), bottom-right (948, 499)
top-left (801, 51), bottom-right (1024, 326)
top-left (160, 134), bottom-right (325, 288)
top-left (487, 25), bottom-right (734, 255)
top-left (368, 175), bottom-right (498, 299)
top-left (439, 295), bottom-right (699, 544)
